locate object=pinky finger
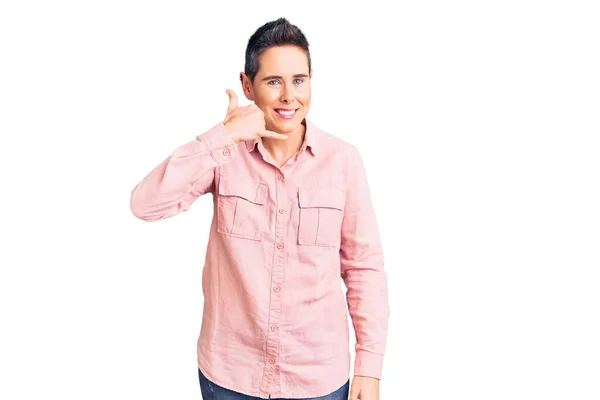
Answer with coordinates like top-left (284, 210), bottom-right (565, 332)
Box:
top-left (262, 130), bottom-right (288, 140)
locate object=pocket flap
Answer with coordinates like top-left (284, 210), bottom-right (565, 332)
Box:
top-left (298, 187), bottom-right (345, 210)
top-left (218, 177), bottom-right (267, 205)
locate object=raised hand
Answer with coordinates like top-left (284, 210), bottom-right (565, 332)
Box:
top-left (222, 89), bottom-right (288, 144)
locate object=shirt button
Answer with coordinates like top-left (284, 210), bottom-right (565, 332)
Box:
top-left (269, 357), bottom-right (276, 364)
top-left (276, 242), bottom-right (284, 250)
top-left (278, 208), bottom-right (285, 214)
top-left (270, 324), bottom-right (279, 331)
top-left (277, 174), bottom-right (284, 181)
top-left (273, 286), bottom-right (281, 292)
top-left (222, 148), bottom-right (230, 156)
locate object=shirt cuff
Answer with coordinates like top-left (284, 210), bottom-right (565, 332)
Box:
top-left (195, 121), bottom-right (239, 165)
top-left (353, 350), bottom-right (384, 379)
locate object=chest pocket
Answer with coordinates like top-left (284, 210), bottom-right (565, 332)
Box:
top-left (297, 187), bottom-right (346, 247)
top-left (217, 176), bottom-right (268, 241)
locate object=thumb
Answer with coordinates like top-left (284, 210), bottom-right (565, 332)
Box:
top-left (349, 380), bottom-right (360, 400)
top-left (225, 89), bottom-right (238, 115)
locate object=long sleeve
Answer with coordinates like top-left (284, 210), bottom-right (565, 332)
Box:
top-left (339, 146), bottom-right (390, 379)
top-left (130, 121), bottom-right (238, 221)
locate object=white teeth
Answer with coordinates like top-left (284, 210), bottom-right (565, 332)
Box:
top-left (277, 109), bottom-right (296, 116)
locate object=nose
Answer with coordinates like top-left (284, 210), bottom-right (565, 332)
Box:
top-left (280, 83), bottom-right (295, 104)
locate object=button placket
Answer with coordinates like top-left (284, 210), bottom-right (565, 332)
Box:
top-left (260, 170), bottom-right (288, 396)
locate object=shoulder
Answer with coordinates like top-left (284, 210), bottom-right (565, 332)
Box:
top-left (312, 121), bottom-right (360, 160)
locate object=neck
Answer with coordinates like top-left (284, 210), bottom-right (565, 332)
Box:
top-left (262, 119), bottom-right (306, 159)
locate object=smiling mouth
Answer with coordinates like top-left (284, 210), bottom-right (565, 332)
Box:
top-left (275, 108), bottom-right (298, 118)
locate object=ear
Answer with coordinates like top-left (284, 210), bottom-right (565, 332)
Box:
top-left (309, 69), bottom-right (313, 79)
top-left (240, 72), bottom-right (254, 101)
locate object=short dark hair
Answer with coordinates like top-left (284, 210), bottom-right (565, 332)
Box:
top-left (244, 17), bottom-right (311, 84)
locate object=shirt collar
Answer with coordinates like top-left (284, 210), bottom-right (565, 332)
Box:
top-left (245, 117), bottom-right (318, 156)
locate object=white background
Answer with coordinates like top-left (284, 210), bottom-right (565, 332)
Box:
top-left (1, 0), bottom-right (599, 399)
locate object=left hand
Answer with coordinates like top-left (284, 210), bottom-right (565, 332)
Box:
top-left (349, 375), bottom-right (380, 400)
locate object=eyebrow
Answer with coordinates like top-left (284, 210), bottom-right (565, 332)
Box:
top-left (261, 74), bottom-right (309, 82)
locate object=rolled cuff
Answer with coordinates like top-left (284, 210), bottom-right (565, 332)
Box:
top-left (196, 122), bottom-right (238, 165)
top-left (353, 350), bottom-right (384, 379)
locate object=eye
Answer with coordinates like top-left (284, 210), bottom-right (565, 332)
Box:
top-left (267, 78), bottom-right (305, 85)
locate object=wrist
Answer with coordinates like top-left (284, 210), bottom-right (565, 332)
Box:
top-left (222, 122), bottom-right (240, 144)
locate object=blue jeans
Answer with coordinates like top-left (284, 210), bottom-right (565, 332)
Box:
top-left (198, 367), bottom-right (350, 400)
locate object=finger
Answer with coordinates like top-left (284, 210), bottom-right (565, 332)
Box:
top-left (260, 130), bottom-right (288, 140)
top-left (225, 89), bottom-right (238, 115)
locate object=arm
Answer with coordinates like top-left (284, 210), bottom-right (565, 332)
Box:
top-left (129, 121), bottom-right (238, 221)
top-left (340, 146), bottom-right (390, 379)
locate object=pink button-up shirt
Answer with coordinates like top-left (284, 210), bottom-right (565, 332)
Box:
top-left (130, 117), bottom-right (389, 399)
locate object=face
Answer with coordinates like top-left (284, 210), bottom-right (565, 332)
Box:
top-left (241, 45), bottom-right (312, 134)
